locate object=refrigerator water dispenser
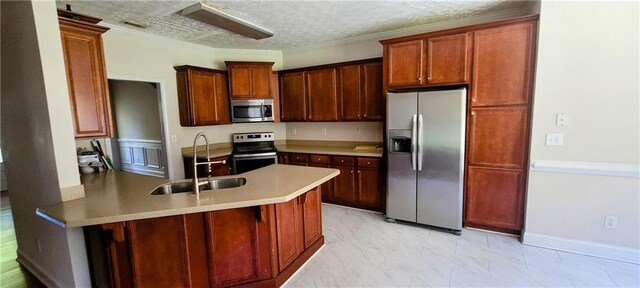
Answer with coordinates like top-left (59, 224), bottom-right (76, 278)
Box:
top-left (389, 129), bottom-right (412, 154)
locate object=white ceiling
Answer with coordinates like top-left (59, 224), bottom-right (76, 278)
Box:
top-left (55, 0), bottom-right (530, 50)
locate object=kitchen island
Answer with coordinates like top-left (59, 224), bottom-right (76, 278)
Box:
top-left (37, 164), bottom-right (339, 287)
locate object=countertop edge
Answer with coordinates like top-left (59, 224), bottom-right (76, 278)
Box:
top-left (44, 170), bottom-right (340, 228)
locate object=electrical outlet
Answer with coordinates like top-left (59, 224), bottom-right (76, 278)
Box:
top-left (556, 113), bottom-right (570, 126)
top-left (356, 128), bottom-right (361, 135)
top-left (605, 215), bottom-right (618, 229)
top-left (292, 128), bottom-right (297, 135)
top-left (546, 133), bottom-right (564, 146)
top-left (36, 238), bottom-right (41, 253)
top-left (170, 134), bottom-right (177, 143)
top-left (322, 128), bottom-right (327, 135)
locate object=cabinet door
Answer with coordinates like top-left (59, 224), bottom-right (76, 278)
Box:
top-left (309, 163), bottom-right (333, 202)
top-left (467, 107), bottom-right (529, 169)
top-left (357, 167), bottom-right (382, 210)
top-left (189, 70), bottom-right (219, 126)
top-left (60, 27), bottom-right (112, 138)
top-left (274, 198), bottom-right (304, 272)
top-left (339, 65), bottom-right (362, 121)
top-left (250, 66), bottom-right (272, 98)
top-left (465, 166), bottom-right (524, 230)
top-left (280, 72), bottom-right (307, 121)
top-left (228, 65), bottom-right (252, 99)
top-left (301, 188), bottom-right (322, 249)
top-left (362, 62), bottom-right (383, 120)
top-left (126, 216), bottom-right (190, 287)
top-left (426, 33), bottom-right (470, 85)
top-left (214, 73), bottom-right (231, 124)
top-left (331, 165), bottom-right (356, 204)
top-left (306, 68), bottom-right (338, 121)
top-left (471, 22), bottom-right (536, 106)
top-left (205, 207), bottom-right (272, 286)
top-left (387, 40), bottom-right (423, 87)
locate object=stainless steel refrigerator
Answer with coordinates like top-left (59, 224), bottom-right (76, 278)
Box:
top-left (386, 88), bottom-right (466, 233)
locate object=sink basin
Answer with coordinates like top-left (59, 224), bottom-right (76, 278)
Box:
top-left (150, 178), bottom-right (247, 195)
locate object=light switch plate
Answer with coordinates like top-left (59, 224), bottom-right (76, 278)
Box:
top-left (556, 113), bottom-right (569, 126)
top-left (546, 133), bottom-right (564, 146)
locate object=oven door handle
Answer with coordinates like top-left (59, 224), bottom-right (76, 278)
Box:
top-left (233, 152), bottom-right (278, 158)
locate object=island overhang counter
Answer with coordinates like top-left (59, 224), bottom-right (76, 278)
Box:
top-left (37, 164), bottom-right (340, 287)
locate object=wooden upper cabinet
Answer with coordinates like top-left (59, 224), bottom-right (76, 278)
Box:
top-left (471, 22), bottom-right (536, 106)
top-left (361, 62), bottom-right (383, 120)
top-left (386, 40), bottom-right (423, 88)
top-left (339, 61), bottom-right (383, 121)
top-left (339, 65), bottom-right (362, 121)
top-left (426, 33), bottom-right (470, 85)
top-left (467, 107), bottom-right (529, 169)
top-left (58, 14), bottom-right (112, 138)
top-left (175, 66), bottom-right (231, 126)
top-left (226, 62), bottom-right (274, 99)
top-left (306, 68), bottom-right (338, 121)
top-left (280, 72), bottom-right (307, 121)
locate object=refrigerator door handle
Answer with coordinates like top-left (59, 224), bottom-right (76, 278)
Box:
top-left (411, 114), bottom-right (417, 171)
top-left (417, 114), bottom-right (424, 171)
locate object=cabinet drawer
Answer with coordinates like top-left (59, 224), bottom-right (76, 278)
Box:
top-left (290, 153), bottom-right (309, 163)
top-left (357, 158), bottom-right (380, 169)
top-left (332, 156), bottom-right (355, 166)
top-left (309, 155), bottom-right (330, 164)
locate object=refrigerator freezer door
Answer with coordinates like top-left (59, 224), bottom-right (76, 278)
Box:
top-left (416, 89), bottom-right (466, 230)
top-left (386, 92), bottom-right (418, 222)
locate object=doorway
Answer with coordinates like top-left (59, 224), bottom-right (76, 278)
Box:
top-left (108, 79), bottom-right (168, 178)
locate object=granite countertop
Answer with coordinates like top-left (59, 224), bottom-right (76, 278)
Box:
top-left (36, 165), bottom-right (339, 228)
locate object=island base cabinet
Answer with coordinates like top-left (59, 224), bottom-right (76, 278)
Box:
top-left (97, 188), bottom-right (325, 288)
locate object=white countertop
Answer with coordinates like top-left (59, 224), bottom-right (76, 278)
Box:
top-left (37, 164), bottom-right (339, 228)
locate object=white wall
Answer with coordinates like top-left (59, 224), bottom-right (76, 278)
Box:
top-left (101, 25), bottom-right (286, 179)
top-left (524, 1), bottom-right (640, 262)
top-left (110, 80), bottom-right (162, 140)
top-left (1, 0), bottom-right (90, 286)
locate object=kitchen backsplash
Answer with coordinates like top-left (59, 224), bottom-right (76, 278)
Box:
top-left (285, 122), bottom-right (383, 142)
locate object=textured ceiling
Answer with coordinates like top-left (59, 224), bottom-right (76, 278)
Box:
top-left (55, 0), bottom-right (529, 50)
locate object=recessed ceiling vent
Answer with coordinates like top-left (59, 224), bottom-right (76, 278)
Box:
top-left (180, 2), bottom-right (274, 40)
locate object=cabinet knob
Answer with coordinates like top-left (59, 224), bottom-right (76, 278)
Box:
top-left (472, 98), bottom-right (477, 102)
top-left (471, 111), bottom-right (476, 116)
top-left (350, 169), bottom-right (353, 174)
top-left (363, 114), bottom-right (367, 118)
top-left (341, 160), bottom-right (344, 163)
top-left (357, 171), bottom-right (361, 174)
top-left (417, 77), bottom-right (422, 81)
top-left (367, 161), bottom-right (370, 165)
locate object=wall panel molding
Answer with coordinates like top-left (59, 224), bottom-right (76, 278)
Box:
top-left (530, 160), bottom-right (640, 178)
top-left (118, 139), bottom-right (165, 178)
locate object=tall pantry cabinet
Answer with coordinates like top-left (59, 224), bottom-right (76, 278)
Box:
top-left (380, 16), bottom-right (538, 234)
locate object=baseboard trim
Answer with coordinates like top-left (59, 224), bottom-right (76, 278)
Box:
top-left (522, 232), bottom-right (640, 264)
top-left (16, 250), bottom-right (61, 288)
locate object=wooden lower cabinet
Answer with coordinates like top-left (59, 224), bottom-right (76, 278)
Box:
top-left (98, 188), bottom-right (324, 287)
top-left (183, 155), bottom-right (232, 179)
top-left (464, 166), bottom-right (524, 232)
top-left (279, 153), bottom-right (384, 212)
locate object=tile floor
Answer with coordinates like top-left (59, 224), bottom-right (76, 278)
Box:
top-left (286, 204), bottom-right (640, 287)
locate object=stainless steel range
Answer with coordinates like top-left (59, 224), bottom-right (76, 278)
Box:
top-left (232, 132), bottom-right (278, 174)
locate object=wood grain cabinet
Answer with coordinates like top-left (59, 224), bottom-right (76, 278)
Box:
top-left (383, 33), bottom-right (470, 89)
top-left (339, 62), bottom-right (383, 121)
top-left (279, 152), bottom-right (384, 212)
top-left (280, 58), bottom-right (383, 122)
top-left (226, 62), bottom-right (274, 99)
top-left (175, 66), bottom-right (231, 126)
top-left (183, 155), bottom-right (232, 179)
top-left (58, 10), bottom-right (113, 138)
top-left (279, 72), bottom-right (307, 121)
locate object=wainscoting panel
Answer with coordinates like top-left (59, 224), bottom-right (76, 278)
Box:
top-left (118, 139), bottom-right (165, 178)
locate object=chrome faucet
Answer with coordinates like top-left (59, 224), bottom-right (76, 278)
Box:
top-left (192, 132), bottom-right (226, 194)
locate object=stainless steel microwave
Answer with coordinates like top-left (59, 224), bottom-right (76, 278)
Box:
top-left (230, 99), bottom-right (274, 123)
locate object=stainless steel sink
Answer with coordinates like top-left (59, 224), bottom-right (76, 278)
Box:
top-left (150, 178), bottom-right (247, 195)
